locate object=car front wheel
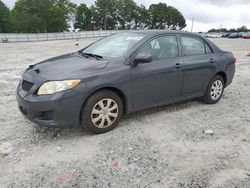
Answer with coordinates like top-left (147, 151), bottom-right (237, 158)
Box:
top-left (201, 75), bottom-right (225, 104)
top-left (81, 90), bottom-right (123, 134)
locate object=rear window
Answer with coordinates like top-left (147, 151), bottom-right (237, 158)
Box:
top-left (181, 36), bottom-right (213, 56)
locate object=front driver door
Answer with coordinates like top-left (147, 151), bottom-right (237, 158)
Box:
top-left (131, 35), bottom-right (184, 109)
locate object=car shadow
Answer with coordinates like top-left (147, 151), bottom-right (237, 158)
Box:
top-left (122, 100), bottom-right (201, 121)
top-left (31, 100), bottom-right (202, 141)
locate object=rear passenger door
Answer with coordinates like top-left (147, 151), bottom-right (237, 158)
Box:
top-left (180, 35), bottom-right (217, 97)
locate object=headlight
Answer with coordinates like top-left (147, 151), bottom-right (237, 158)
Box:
top-left (37, 80), bottom-right (80, 95)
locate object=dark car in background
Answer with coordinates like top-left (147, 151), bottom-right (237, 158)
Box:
top-left (16, 31), bottom-right (236, 134)
top-left (228, 32), bottom-right (246, 38)
top-left (222, 33), bottom-right (230, 38)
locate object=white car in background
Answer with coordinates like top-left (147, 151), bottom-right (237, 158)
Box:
top-left (206, 33), bottom-right (223, 38)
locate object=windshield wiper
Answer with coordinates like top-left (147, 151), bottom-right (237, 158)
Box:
top-left (80, 52), bottom-right (103, 60)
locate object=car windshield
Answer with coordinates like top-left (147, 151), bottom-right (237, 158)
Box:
top-left (82, 32), bottom-right (146, 58)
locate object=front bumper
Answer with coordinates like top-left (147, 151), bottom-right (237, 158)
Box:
top-left (16, 78), bottom-right (87, 127)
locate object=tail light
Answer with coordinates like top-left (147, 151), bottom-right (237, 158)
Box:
top-left (232, 56), bottom-right (236, 64)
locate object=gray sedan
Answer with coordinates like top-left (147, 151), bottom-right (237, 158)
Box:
top-left (16, 31), bottom-right (236, 134)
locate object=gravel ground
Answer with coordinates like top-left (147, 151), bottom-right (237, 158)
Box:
top-left (0, 38), bottom-right (250, 188)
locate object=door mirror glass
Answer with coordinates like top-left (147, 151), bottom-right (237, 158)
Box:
top-left (135, 53), bottom-right (152, 64)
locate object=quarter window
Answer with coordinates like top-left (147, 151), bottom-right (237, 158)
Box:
top-left (139, 35), bottom-right (179, 61)
top-left (205, 42), bottom-right (213, 54)
top-left (181, 36), bottom-right (206, 56)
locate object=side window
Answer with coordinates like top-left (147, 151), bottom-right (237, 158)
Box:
top-left (139, 35), bottom-right (179, 61)
top-left (181, 36), bottom-right (206, 56)
top-left (205, 42), bottom-right (213, 54)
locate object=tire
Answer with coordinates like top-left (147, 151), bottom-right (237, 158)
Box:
top-left (201, 75), bottom-right (225, 104)
top-left (81, 90), bottom-right (123, 134)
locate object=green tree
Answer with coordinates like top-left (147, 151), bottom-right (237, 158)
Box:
top-left (74, 3), bottom-right (92, 30)
top-left (208, 28), bottom-right (228, 33)
top-left (6, 0), bottom-right (187, 33)
top-left (134, 4), bottom-right (150, 29)
top-left (0, 1), bottom-right (13, 32)
top-left (237, 26), bottom-right (248, 32)
top-left (166, 6), bottom-right (186, 30)
top-left (149, 3), bottom-right (186, 30)
top-left (117, 0), bottom-right (137, 29)
top-left (149, 3), bottom-right (168, 29)
top-left (89, 5), bottom-right (99, 30)
top-left (12, 0), bottom-right (72, 33)
top-left (94, 0), bottom-right (118, 30)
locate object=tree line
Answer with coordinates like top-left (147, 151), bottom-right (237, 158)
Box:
top-left (0, 0), bottom-right (186, 33)
top-left (208, 26), bottom-right (250, 33)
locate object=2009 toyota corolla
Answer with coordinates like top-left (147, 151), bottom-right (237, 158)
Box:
top-left (16, 31), bottom-right (236, 134)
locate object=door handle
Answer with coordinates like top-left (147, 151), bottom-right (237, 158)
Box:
top-left (174, 63), bottom-right (183, 69)
top-left (209, 59), bottom-right (215, 63)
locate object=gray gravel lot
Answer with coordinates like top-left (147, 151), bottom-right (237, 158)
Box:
top-left (0, 38), bottom-right (250, 188)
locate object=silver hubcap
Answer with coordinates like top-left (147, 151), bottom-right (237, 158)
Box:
top-left (91, 98), bottom-right (119, 128)
top-left (210, 80), bottom-right (223, 100)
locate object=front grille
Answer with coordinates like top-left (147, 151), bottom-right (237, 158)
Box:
top-left (22, 80), bottom-right (34, 92)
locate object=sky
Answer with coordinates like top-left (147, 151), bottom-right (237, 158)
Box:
top-left (2, 0), bottom-right (250, 32)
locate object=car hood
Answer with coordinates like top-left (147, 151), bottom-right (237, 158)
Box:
top-left (25, 53), bottom-right (110, 81)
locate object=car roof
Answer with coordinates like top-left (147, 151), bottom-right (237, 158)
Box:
top-left (124, 30), bottom-right (198, 36)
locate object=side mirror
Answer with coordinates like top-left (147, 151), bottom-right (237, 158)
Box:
top-left (134, 53), bottom-right (152, 64)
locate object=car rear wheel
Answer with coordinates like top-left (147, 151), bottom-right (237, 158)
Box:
top-left (81, 90), bottom-right (123, 134)
top-left (201, 75), bottom-right (225, 104)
